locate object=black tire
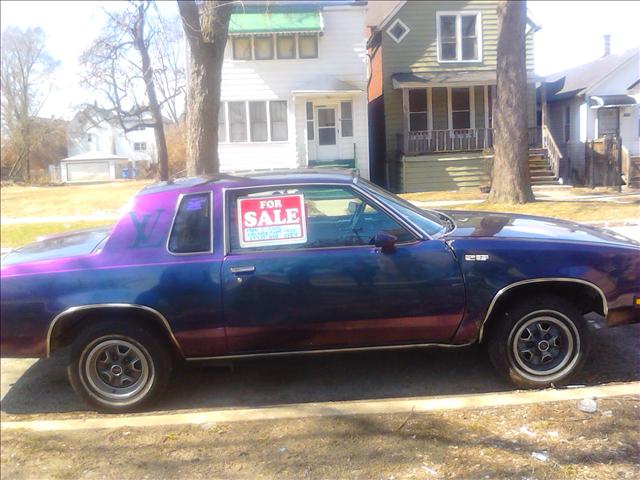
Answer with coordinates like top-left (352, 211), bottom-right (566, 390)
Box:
top-left (487, 296), bottom-right (590, 389)
top-left (68, 321), bottom-right (172, 413)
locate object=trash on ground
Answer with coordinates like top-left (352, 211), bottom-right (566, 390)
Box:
top-left (577, 397), bottom-right (598, 413)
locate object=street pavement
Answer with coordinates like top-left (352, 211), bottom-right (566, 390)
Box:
top-left (1, 320), bottom-right (638, 420)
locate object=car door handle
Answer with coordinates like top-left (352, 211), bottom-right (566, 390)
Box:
top-left (230, 265), bottom-right (256, 275)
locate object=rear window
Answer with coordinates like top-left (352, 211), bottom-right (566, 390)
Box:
top-left (168, 192), bottom-right (212, 254)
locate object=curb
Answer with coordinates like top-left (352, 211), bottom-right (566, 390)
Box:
top-left (2, 381), bottom-right (638, 432)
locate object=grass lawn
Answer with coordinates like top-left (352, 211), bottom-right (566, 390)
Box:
top-left (1, 221), bottom-right (114, 249)
top-left (0, 180), bottom-right (151, 218)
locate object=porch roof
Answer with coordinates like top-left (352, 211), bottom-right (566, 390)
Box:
top-left (391, 71), bottom-right (543, 89)
top-left (589, 95), bottom-right (638, 108)
top-left (61, 151), bottom-right (128, 162)
top-left (291, 76), bottom-right (362, 95)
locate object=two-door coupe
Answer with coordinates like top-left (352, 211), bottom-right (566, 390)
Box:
top-left (1, 171), bottom-right (639, 411)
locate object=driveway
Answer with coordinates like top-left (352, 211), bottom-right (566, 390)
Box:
top-left (1, 320), bottom-right (638, 421)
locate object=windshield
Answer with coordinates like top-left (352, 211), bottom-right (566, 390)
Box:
top-left (358, 179), bottom-right (448, 236)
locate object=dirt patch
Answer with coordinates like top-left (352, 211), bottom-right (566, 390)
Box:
top-left (2, 396), bottom-right (638, 479)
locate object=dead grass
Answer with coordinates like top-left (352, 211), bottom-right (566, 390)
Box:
top-left (440, 200), bottom-right (640, 222)
top-left (0, 180), bottom-right (151, 218)
top-left (1, 221), bottom-right (113, 248)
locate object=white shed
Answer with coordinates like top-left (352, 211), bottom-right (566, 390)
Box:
top-left (59, 151), bottom-right (129, 183)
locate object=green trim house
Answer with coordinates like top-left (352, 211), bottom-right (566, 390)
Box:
top-left (368, 0), bottom-right (547, 192)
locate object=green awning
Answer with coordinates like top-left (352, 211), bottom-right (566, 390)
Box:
top-left (229, 11), bottom-right (323, 35)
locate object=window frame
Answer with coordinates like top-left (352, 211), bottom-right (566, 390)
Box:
top-left (450, 87), bottom-right (471, 130)
top-left (166, 190), bottom-right (214, 256)
top-left (253, 34), bottom-right (275, 60)
top-left (276, 34), bottom-right (297, 59)
top-left (222, 183), bottom-right (422, 256)
top-left (386, 18), bottom-right (410, 44)
top-left (340, 101), bottom-right (354, 138)
top-left (408, 89), bottom-right (428, 132)
top-left (232, 36), bottom-right (253, 60)
top-left (306, 101), bottom-right (314, 141)
top-left (219, 100), bottom-right (289, 144)
top-left (436, 11), bottom-right (482, 63)
top-left (298, 33), bottom-right (319, 59)
top-left (133, 142), bottom-right (147, 152)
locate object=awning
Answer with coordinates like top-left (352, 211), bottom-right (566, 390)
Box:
top-left (229, 10), bottom-right (323, 35)
top-left (589, 95), bottom-right (638, 108)
top-left (291, 76), bottom-right (362, 95)
top-left (392, 71), bottom-right (543, 89)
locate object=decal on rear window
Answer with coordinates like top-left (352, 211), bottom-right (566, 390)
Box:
top-left (237, 194), bottom-right (307, 248)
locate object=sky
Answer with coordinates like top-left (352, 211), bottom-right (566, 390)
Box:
top-left (1, 0), bottom-right (639, 120)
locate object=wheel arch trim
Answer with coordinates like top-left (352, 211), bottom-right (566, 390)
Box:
top-left (478, 278), bottom-right (608, 343)
top-left (46, 303), bottom-right (184, 358)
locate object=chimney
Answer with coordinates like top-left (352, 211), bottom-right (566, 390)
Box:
top-left (603, 34), bottom-right (611, 56)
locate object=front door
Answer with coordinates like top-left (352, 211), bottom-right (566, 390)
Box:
top-left (221, 184), bottom-right (465, 354)
top-left (316, 106), bottom-right (339, 160)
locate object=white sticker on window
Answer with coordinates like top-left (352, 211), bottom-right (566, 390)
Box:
top-left (237, 194), bottom-right (307, 248)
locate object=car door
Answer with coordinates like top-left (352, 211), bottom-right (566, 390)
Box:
top-left (221, 184), bottom-right (465, 354)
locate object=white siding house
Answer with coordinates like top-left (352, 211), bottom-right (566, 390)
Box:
top-left (544, 47), bottom-right (639, 182)
top-left (216, 1), bottom-right (370, 178)
top-left (61, 109), bottom-right (158, 182)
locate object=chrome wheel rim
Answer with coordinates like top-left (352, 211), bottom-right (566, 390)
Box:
top-left (511, 312), bottom-right (578, 379)
top-left (84, 338), bottom-right (153, 402)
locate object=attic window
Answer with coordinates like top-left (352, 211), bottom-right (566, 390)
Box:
top-left (387, 19), bottom-right (410, 44)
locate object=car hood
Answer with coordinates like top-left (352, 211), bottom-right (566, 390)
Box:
top-left (442, 210), bottom-right (638, 247)
top-left (1, 226), bottom-right (112, 267)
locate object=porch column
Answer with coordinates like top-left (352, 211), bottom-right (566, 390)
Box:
top-left (484, 85), bottom-right (490, 129)
top-left (427, 87), bottom-right (433, 131)
top-left (469, 86), bottom-right (476, 129)
top-left (446, 87), bottom-right (453, 131)
top-left (402, 88), bottom-right (409, 153)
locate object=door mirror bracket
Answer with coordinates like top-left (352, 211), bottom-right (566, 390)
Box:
top-left (374, 231), bottom-right (397, 253)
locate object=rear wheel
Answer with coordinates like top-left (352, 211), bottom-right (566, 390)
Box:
top-left (68, 321), bottom-right (172, 412)
top-left (488, 296), bottom-right (589, 388)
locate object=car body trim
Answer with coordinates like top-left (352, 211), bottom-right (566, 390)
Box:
top-left (184, 340), bottom-right (473, 361)
top-left (46, 303), bottom-right (184, 358)
top-left (478, 277), bottom-right (608, 342)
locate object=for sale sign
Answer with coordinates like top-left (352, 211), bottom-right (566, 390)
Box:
top-left (237, 194), bottom-right (307, 248)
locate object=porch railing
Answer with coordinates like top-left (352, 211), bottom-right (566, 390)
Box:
top-left (398, 127), bottom-right (543, 155)
top-left (541, 124), bottom-right (562, 179)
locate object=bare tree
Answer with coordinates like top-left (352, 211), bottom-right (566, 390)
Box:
top-left (178, 0), bottom-right (233, 176)
top-left (81, 1), bottom-right (185, 181)
top-left (0, 27), bottom-right (59, 181)
top-left (487, 1), bottom-right (534, 204)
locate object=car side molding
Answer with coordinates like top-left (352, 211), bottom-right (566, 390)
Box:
top-left (47, 303), bottom-right (184, 358)
top-left (478, 277), bottom-right (608, 342)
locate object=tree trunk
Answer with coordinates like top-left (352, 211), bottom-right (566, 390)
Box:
top-left (487, 1), bottom-right (534, 204)
top-left (134, 4), bottom-right (169, 181)
top-left (179, 0), bottom-right (232, 176)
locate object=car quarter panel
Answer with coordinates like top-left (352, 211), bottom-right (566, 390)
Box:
top-left (449, 238), bottom-right (640, 344)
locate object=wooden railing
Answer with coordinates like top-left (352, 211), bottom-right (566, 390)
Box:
top-left (398, 127), bottom-right (542, 155)
top-left (541, 124), bottom-right (562, 179)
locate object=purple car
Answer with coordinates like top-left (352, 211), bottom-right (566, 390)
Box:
top-left (2, 171), bottom-right (639, 412)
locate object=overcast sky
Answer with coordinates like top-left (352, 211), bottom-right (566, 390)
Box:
top-left (1, 0), bottom-right (639, 120)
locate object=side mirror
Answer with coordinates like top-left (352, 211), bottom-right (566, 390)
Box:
top-left (374, 231), bottom-right (397, 253)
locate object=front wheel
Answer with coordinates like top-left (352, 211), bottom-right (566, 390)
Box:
top-left (68, 322), bottom-right (172, 412)
top-left (488, 296), bottom-right (590, 388)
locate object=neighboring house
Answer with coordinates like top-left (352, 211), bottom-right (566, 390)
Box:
top-left (543, 46), bottom-right (639, 185)
top-left (217, 1), bottom-right (370, 177)
top-left (367, 0), bottom-right (543, 192)
top-left (61, 108), bottom-right (158, 183)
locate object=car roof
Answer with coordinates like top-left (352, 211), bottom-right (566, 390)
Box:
top-left (137, 169), bottom-right (358, 196)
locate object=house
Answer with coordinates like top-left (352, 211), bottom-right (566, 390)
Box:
top-left (367, 0), bottom-right (544, 192)
top-left (60, 108), bottom-right (158, 183)
top-left (217, 1), bottom-right (370, 177)
top-left (543, 45), bottom-right (639, 186)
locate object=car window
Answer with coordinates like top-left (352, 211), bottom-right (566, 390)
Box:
top-left (228, 185), bottom-right (415, 252)
top-left (168, 192), bottom-right (212, 254)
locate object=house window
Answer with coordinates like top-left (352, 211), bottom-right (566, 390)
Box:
top-left (408, 90), bottom-right (428, 131)
top-left (249, 101), bottom-right (268, 142)
top-left (229, 101), bottom-right (248, 142)
top-left (269, 101), bottom-right (288, 141)
top-left (276, 34), bottom-right (296, 59)
top-left (253, 35), bottom-right (274, 60)
top-left (87, 134), bottom-right (92, 142)
top-left (437, 12), bottom-right (481, 62)
top-left (386, 18), bottom-right (410, 43)
top-left (340, 101), bottom-right (353, 137)
top-left (306, 102), bottom-right (314, 140)
top-left (564, 105), bottom-right (571, 142)
top-left (232, 37), bottom-right (252, 60)
top-left (451, 88), bottom-right (471, 129)
top-left (133, 142), bottom-right (147, 152)
top-left (298, 34), bottom-right (318, 59)
top-left (218, 103), bottom-right (227, 142)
